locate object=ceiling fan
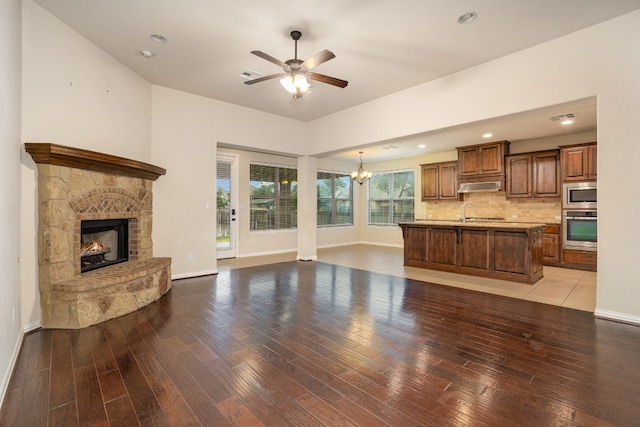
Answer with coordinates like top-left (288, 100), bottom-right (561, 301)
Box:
top-left (245, 30), bottom-right (348, 99)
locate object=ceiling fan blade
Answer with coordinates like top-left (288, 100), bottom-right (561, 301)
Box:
top-left (308, 72), bottom-right (348, 88)
top-left (250, 50), bottom-right (287, 68)
top-left (302, 49), bottom-right (336, 69)
top-left (244, 73), bottom-right (285, 85)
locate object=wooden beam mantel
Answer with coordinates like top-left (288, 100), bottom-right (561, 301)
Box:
top-left (25, 143), bottom-right (166, 181)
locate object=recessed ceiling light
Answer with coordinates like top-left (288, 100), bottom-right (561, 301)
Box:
top-left (458, 12), bottom-right (477, 24)
top-left (561, 119), bottom-right (574, 125)
top-left (482, 133), bottom-right (493, 138)
top-left (418, 144), bottom-right (426, 148)
top-left (150, 34), bottom-right (167, 43)
top-left (139, 49), bottom-right (155, 59)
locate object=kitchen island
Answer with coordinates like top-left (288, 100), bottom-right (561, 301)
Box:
top-left (399, 220), bottom-right (544, 284)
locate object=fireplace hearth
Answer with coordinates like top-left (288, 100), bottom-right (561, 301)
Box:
top-left (81, 218), bottom-right (129, 272)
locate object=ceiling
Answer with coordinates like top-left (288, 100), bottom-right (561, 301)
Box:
top-left (325, 97), bottom-right (598, 162)
top-left (33, 0), bottom-right (639, 161)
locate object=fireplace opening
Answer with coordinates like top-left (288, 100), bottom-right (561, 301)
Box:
top-left (80, 219), bottom-right (129, 273)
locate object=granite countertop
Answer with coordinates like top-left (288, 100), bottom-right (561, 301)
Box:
top-left (401, 220), bottom-right (546, 229)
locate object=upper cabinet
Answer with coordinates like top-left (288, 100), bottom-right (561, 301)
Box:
top-left (560, 142), bottom-right (597, 182)
top-left (457, 141), bottom-right (510, 182)
top-left (506, 149), bottom-right (560, 199)
top-left (421, 161), bottom-right (462, 201)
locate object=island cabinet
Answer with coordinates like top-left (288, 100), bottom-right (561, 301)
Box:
top-left (420, 161), bottom-right (462, 201)
top-left (505, 149), bottom-right (560, 199)
top-left (400, 222), bottom-right (544, 284)
top-left (561, 142), bottom-right (597, 182)
top-left (457, 140), bottom-right (510, 182)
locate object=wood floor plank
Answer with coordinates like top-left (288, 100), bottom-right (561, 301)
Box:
top-left (114, 350), bottom-right (164, 422)
top-left (74, 366), bottom-right (108, 426)
top-left (98, 369), bottom-right (128, 403)
top-left (49, 329), bottom-right (74, 409)
top-left (2, 259), bottom-right (640, 426)
top-left (146, 370), bottom-right (201, 426)
top-left (16, 364), bottom-right (49, 426)
top-left (180, 383), bottom-right (234, 427)
top-left (0, 388), bottom-right (21, 426)
top-left (47, 401), bottom-right (78, 427)
top-left (295, 392), bottom-right (359, 427)
top-left (216, 395), bottom-right (265, 427)
top-left (177, 349), bottom-right (234, 403)
top-left (105, 395), bottom-right (141, 426)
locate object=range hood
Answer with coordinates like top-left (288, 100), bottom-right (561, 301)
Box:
top-left (458, 181), bottom-right (502, 193)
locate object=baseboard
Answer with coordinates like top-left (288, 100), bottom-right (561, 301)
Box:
top-left (359, 240), bottom-right (404, 249)
top-left (594, 309), bottom-right (640, 326)
top-left (316, 241), bottom-right (359, 249)
top-left (236, 248), bottom-right (297, 258)
top-left (0, 327), bottom-right (27, 410)
top-left (297, 255), bottom-right (317, 261)
top-left (23, 320), bottom-right (41, 333)
top-left (172, 269), bottom-right (217, 280)
top-left (317, 241), bottom-right (403, 250)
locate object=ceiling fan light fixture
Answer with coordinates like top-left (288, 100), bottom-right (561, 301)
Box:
top-left (247, 30), bottom-right (347, 95)
top-left (280, 73), bottom-right (310, 94)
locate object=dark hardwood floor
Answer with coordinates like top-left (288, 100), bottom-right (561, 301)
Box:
top-left (2, 261), bottom-right (639, 426)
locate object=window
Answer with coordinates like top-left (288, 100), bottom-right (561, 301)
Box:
top-left (317, 171), bottom-right (353, 227)
top-left (368, 170), bottom-right (415, 225)
top-left (250, 164), bottom-right (297, 230)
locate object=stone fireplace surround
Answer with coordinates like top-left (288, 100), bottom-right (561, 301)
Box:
top-left (25, 143), bottom-right (171, 329)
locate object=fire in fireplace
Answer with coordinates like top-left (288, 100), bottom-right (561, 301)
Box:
top-left (80, 218), bottom-right (129, 273)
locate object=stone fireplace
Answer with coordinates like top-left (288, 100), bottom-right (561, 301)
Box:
top-left (25, 143), bottom-right (172, 329)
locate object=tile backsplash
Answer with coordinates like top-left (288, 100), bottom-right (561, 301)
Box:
top-left (419, 192), bottom-right (561, 224)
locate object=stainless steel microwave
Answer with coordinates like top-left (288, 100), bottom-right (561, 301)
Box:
top-left (563, 182), bottom-right (597, 210)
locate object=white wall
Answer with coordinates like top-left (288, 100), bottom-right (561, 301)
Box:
top-left (306, 11), bottom-right (640, 322)
top-left (0, 0), bottom-right (23, 405)
top-left (151, 86), bottom-right (306, 276)
top-left (20, 0), bottom-right (154, 329)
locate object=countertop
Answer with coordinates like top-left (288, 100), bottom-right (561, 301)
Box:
top-left (400, 220), bottom-right (545, 230)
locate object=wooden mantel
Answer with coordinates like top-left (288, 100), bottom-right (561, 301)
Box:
top-left (25, 143), bottom-right (166, 180)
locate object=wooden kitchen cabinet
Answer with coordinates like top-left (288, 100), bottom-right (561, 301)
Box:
top-left (421, 161), bottom-right (462, 201)
top-left (506, 149), bottom-right (560, 199)
top-left (588, 144), bottom-right (597, 181)
top-left (457, 141), bottom-right (510, 179)
top-left (561, 142), bottom-right (597, 182)
top-left (542, 224), bottom-right (561, 265)
top-left (563, 249), bottom-right (597, 271)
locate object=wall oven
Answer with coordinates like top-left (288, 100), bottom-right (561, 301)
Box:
top-left (563, 210), bottom-right (597, 251)
top-left (563, 182), bottom-right (597, 210)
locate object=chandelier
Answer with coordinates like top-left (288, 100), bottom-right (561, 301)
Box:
top-left (351, 151), bottom-right (372, 185)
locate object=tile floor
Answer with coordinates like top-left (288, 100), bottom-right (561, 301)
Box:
top-left (216, 244), bottom-right (597, 312)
